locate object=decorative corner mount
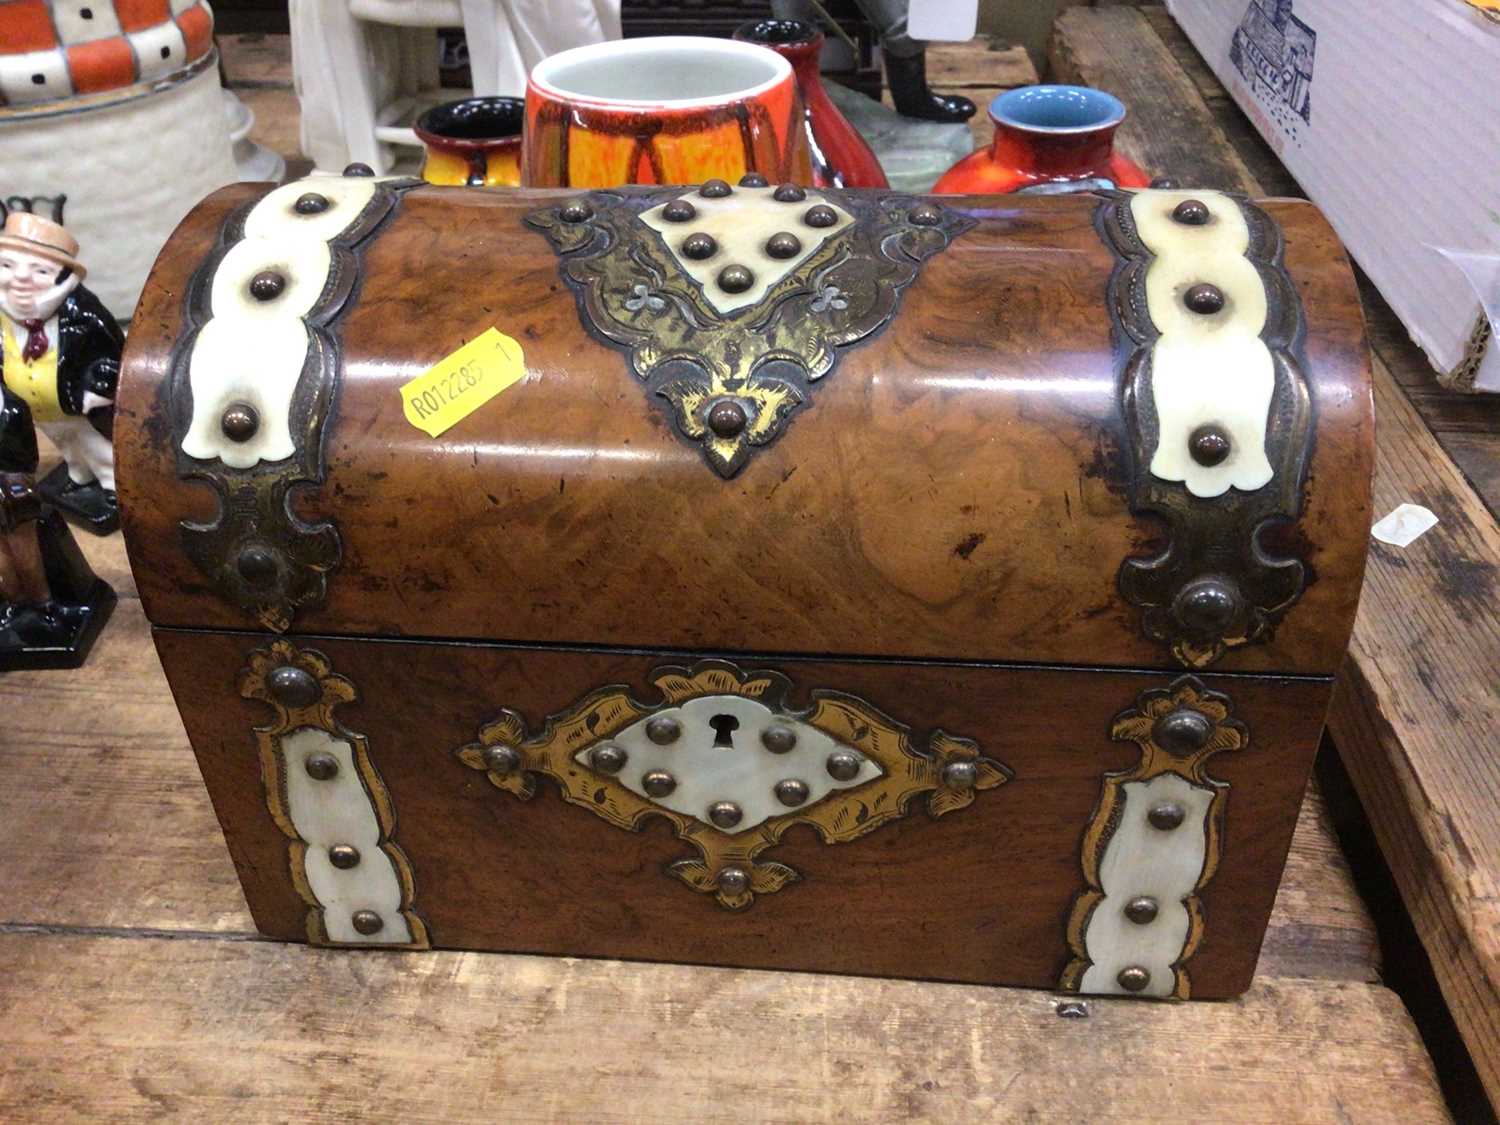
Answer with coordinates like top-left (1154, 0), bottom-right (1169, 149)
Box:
top-left (526, 183), bottom-right (975, 478)
top-left (455, 659), bottom-right (1010, 910)
top-left (1099, 188), bottom-right (1314, 668)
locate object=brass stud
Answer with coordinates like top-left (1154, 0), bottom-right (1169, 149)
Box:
top-left (559, 199), bottom-right (593, 224)
top-left (941, 761), bottom-right (978, 790)
top-left (328, 844), bottom-right (361, 869)
top-left (774, 778), bottom-right (810, 807)
top-left (236, 545), bottom-right (278, 586)
top-left (681, 232), bottom-right (717, 260)
top-left (1173, 576), bottom-right (1243, 637)
top-left (804, 204), bottom-right (838, 228)
top-left (706, 399), bottom-right (747, 438)
top-left (1188, 424), bottom-right (1231, 467)
top-left (268, 665), bottom-right (319, 709)
top-left (589, 743), bottom-right (627, 774)
top-left (716, 263), bottom-right (754, 293)
top-left (645, 716), bottom-right (681, 745)
top-left (1152, 708), bottom-right (1214, 756)
top-left (343, 162), bottom-right (375, 177)
top-left (220, 402), bottom-right (260, 442)
top-left (826, 750), bottom-right (862, 781)
top-left (304, 752), bottom-right (339, 781)
top-left (248, 270), bottom-right (286, 301)
top-left (909, 202), bottom-right (942, 226)
top-left (739, 172), bottom-right (769, 187)
top-left (1184, 282), bottom-right (1226, 315)
top-left (642, 769), bottom-right (677, 798)
top-left (1171, 198), bottom-right (1211, 226)
top-left (293, 192), bottom-right (330, 215)
top-left (351, 909), bottom-right (384, 936)
top-left (708, 800), bottom-right (743, 829)
top-left (662, 199), bottom-right (696, 222)
top-left (765, 232), bottom-right (802, 259)
top-left (761, 725), bottom-right (797, 754)
top-left (699, 179), bottom-right (732, 198)
top-left (483, 744), bottom-right (521, 775)
top-left (1117, 965), bottom-right (1151, 992)
top-left (1148, 802), bottom-right (1186, 831)
top-left (1124, 896), bottom-right (1159, 925)
top-left (773, 183), bottom-right (806, 202)
top-left (717, 866), bottom-right (749, 894)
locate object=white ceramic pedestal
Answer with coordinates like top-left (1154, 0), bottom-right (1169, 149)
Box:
top-left (0, 53), bottom-right (238, 320)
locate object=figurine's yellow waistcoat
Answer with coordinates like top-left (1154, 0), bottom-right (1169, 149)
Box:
top-left (2, 317), bottom-right (63, 423)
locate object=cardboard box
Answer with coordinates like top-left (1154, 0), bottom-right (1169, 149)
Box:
top-left (1167, 0), bottom-right (1500, 390)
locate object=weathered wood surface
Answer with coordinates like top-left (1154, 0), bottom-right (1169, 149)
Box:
top-left (0, 933), bottom-right (1444, 1124)
top-left (1055, 4), bottom-right (1500, 1109)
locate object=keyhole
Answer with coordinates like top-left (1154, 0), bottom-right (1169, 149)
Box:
top-left (709, 713), bottom-right (740, 748)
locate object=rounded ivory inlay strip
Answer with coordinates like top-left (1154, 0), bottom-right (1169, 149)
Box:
top-left (1078, 773), bottom-right (1213, 998)
top-left (181, 175), bottom-right (389, 468)
top-left (1129, 189), bottom-right (1276, 498)
top-left (281, 727), bottom-right (413, 945)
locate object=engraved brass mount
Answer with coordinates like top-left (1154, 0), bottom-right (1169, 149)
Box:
top-left (1098, 191), bottom-right (1314, 668)
top-left (239, 639), bottom-right (429, 948)
top-left (1060, 675), bottom-right (1248, 999)
top-left (526, 184), bottom-right (975, 478)
top-left (454, 660), bottom-right (1010, 909)
top-left (169, 170), bottom-right (421, 632)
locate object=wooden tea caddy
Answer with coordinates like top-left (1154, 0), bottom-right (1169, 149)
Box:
top-left (116, 171), bottom-right (1371, 999)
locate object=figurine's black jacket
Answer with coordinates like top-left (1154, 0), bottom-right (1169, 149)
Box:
top-left (0, 385), bottom-right (39, 474)
top-left (0, 285), bottom-right (125, 415)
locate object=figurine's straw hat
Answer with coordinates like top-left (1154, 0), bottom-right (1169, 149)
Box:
top-left (0, 212), bottom-right (85, 280)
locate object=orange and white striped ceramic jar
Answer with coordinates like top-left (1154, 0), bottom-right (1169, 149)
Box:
top-left (522, 36), bottom-right (811, 189)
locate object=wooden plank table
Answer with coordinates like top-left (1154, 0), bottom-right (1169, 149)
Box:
top-left (0, 30), bottom-right (1454, 1123)
top-left (1053, 4), bottom-right (1500, 1113)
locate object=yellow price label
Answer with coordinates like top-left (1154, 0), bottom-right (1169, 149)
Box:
top-left (400, 327), bottom-right (527, 437)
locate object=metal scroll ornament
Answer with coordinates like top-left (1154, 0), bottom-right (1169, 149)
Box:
top-left (1060, 675), bottom-right (1248, 999)
top-left (169, 168), bottom-right (420, 631)
top-left (527, 182), bottom-right (975, 477)
top-left (454, 660), bottom-right (1011, 909)
top-left (239, 639), bottom-right (429, 948)
top-left (1099, 188), bottom-right (1313, 668)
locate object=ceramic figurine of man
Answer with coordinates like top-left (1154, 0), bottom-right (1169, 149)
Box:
top-left (0, 209), bottom-right (126, 534)
top-left (0, 380), bottom-right (115, 669)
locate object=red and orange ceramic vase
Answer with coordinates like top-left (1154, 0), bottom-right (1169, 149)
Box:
top-left (933, 85), bottom-right (1149, 195)
top-left (521, 36), bottom-right (812, 189)
top-left (415, 97), bottom-right (525, 187)
top-left (732, 19), bottom-right (887, 190)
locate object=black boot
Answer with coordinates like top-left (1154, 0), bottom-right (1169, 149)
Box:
top-left (884, 51), bottom-right (976, 122)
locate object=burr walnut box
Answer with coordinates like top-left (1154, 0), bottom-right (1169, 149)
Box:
top-left (116, 172), bottom-right (1373, 1000)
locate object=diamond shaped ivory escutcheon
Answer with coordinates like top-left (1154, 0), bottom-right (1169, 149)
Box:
top-left (639, 186), bottom-right (855, 314)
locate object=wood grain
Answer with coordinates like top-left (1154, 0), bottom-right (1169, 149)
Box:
top-left (0, 601), bottom-right (1374, 984)
top-left (156, 625), bottom-right (1340, 997)
top-left (1328, 364), bottom-right (1500, 1101)
top-left (1056, 3), bottom-right (1500, 1109)
top-left (116, 185), bottom-right (1373, 677)
top-left (0, 933), bottom-right (1448, 1124)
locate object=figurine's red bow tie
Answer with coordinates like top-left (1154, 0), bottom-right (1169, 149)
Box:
top-left (20, 319), bottom-right (47, 363)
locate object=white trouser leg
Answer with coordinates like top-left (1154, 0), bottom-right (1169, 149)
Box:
top-left (38, 417), bottom-right (115, 492)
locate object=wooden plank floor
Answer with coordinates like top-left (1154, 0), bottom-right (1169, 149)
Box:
top-left (1054, 5), bottom-right (1500, 1113)
top-left (0, 29), bottom-right (1456, 1123)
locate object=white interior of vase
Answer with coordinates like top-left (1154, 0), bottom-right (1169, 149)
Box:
top-left (530, 36), bottom-right (790, 109)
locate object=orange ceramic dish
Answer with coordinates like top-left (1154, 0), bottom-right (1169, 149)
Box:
top-left (415, 97), bottom-right (524, 187)
top-left (522, 36), bottom-right (812, 189)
